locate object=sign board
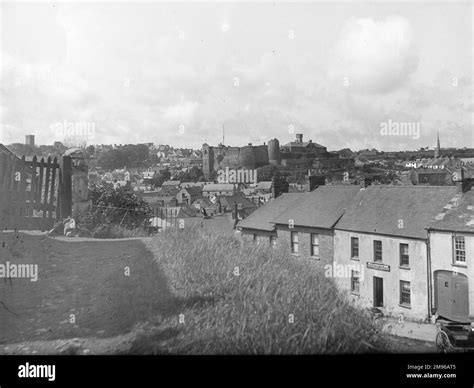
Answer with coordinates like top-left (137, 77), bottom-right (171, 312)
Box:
top-left (367, 262), bottom-right (390, 272)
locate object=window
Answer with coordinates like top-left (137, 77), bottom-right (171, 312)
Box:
top-left (351, 271), bottom-right (360, 294)
top-left (270, 236), bottom-right (277, 247)
top-left (453, 236), bottom-right (466, 264)
top-left (400, 243), bottom-right (409, 267)
top-left (351, 237), bottom-right (359, 259)
top-left (400, 281), bottom-right (411, 306)
top-left (310, 234), bottom-right (319, 258)
top-left (291, 232), bottom-right (299, 254)
top-left (373, 240), bottom-right (382, 262)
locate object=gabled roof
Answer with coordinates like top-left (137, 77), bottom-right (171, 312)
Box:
top-left (192, 197), bottom-right (215, 208)
top-left (181, 186), bottom-right (202, 197)
top-left (0, 144), bottom-right (20, 160)
top-left (146, 186), bottom-right (179, 197)
top-left (162, 180), bottom-right (181, 186)
top-left (282, 141), bottom-right (325, 148)
top-left (273, 186), bottom-right (362, 229)
top-left (255, 181), bottom-right (273, 191)
top-left (238, 193), bottom-right (303, 232)
top-left (220, 193), bottom-right (256, 210)
top-left (336, 186), bottom-right (459, 239)
top-left (428, 190), bottom-right (474, 234)
top-left (203, 183), bottom-right (235, 192)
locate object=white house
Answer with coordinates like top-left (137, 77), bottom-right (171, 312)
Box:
top-left (334, 186), bottom-right (458, 322)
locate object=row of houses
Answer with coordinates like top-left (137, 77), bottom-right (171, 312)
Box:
top-left (238, 183), bottom-right (474, 323)
top-left (139, 181), bottom-right (274, 209)
top-left (137, 180), bottom-right (276, 227)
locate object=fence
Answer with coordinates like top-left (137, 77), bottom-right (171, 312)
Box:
top-left (0, 153), bottom-right (72, 231)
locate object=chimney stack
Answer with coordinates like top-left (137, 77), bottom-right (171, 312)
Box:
top-left (296, 133), bottom-right (303, 143)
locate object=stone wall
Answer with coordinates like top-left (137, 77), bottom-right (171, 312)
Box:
top-left (276, 225), bottom-right (334, 266)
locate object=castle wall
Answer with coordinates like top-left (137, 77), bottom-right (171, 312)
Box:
top-left (268, 138), bottom-right (281, 165)
top-left (254, 145), bottom-right (270, 167)
top-left (203, 143), bottom-right (270, 178)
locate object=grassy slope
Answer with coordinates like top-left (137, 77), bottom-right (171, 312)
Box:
top-left (132, 227), bottom-right (390, 354)
top-left (0, 232), bottom-right (177, 344)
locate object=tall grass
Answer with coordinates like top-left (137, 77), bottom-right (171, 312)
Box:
top-left (130, 227), bottom-right (389, 354)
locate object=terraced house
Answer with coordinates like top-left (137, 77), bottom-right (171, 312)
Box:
top-left (238, 193), bottom-right (303, 244)
top-left (272, 186), bottom-right (361, 265)
top-left (333, 186), bottom-right (460, 321)
top-left (238, 186), bottom-right (361, 265)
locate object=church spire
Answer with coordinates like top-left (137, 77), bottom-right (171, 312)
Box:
top-left (435, 131), bottom-right (441, 158)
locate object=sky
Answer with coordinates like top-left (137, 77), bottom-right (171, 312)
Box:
top-left (0, 0), bottom-right (472, 151)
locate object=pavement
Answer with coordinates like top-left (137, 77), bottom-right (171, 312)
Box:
top-left (380, 317), bottom-right (437, 343)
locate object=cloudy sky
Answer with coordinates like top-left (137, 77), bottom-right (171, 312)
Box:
top-left (0, 1), bottom-right (472, 150)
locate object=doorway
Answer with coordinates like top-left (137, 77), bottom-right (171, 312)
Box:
top-left (373, 276), bottom-right (384, 308)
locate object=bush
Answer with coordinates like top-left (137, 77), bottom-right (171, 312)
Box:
top-left (129, 228), bottom-right (389, 354)
top-left (77, 182), bottom-right (154, 237)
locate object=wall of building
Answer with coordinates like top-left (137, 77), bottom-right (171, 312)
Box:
top-left (202, 143), bottom-right (271, 179)
top-left (429, 230), bottom-right (474, 319)
top-left (240, 229), bottom-right (276, 245)
top-left (333, 230), bottom-right (429, 321)
top-left (275, 225), bottom-right (334, 266)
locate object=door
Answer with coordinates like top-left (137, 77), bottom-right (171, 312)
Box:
top-left (435, 270), bottom-right (469, 322)
top-left (373, 276), bottom-right (384, 308)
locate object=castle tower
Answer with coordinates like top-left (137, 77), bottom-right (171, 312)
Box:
top-left (268, 138), bottom-right (281, 165)
top-left (202, 143), bottom-right (214, 179)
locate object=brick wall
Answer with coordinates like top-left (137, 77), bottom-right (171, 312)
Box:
top-left (240, 229), bottom-right (276, 246)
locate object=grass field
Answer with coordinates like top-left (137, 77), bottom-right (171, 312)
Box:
top-left (0, 232), bottom-right (177, 345)
top-left (131, 227), bottom-right (390, 354)
top-left (1, 221), bottom-right (393, 354)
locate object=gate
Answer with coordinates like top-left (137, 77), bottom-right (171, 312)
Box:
top-left (0, 152), bottom-right (72, 231)
top-left (434, 270), bottom-right (469, 322)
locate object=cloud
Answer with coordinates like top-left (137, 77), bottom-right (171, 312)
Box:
top-left (0, 4), bottom-right (470, 151)
top-left (162, 98), bottom-right (199, 126)
top-left (330, 16), bottom-right (419, 94)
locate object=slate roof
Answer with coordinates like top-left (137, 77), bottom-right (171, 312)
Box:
top-left (282, 141), bottom-right (326, 148)
top-left (181, 186), bottom-right (202, 197)
top-left (255, 181), bottom-right (273, 191)
top-left (0, 144), bottom-right (20, 159)
top-left (273, 186), bottom-right (362, 229)
top-left (202, 183), bottom-right (236, 192)
top-left (220, 193), bottom-right (256, 210)
top-left (335, 186), bottom-right (458, 239)
top-left (238, 193), bottom-right (303, 232)
top-left (162, 180), bottom-right (181, 186)
top-left (427, 190), bottom-right (474, 234)
top-left (191, 197), bottom-right (215, 208)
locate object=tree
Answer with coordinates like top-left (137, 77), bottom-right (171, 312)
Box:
top-left (256, 165), bottom-right (289, 197)
top-left (151, 168), bottom-right (171, 188)
top-left (81, 182), bottom-right (153, 231)
top-left (175, 166), bottom-right (205, 182)
top-left (86, 145), bottom-right (95, 157)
